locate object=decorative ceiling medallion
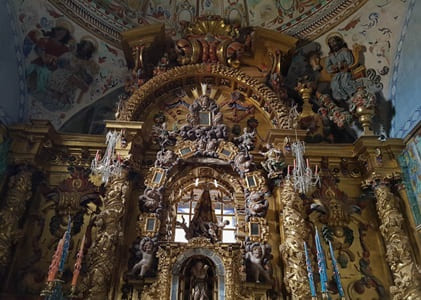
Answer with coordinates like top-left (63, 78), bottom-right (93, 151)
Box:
top-left (48, 0), bottom-right (368, 48)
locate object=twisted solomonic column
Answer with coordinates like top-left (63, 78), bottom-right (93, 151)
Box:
top-left (85, 170), bottom-right (130, 300)
top-left (279, 180), bottom-right (311, 299)
top-left (0, 167), bottom-right (33, 277)
top-left (370, 179), bottom-right (421, 300)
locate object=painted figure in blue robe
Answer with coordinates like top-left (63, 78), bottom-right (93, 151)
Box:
top-left (326, 35), bottom-right (357, 101)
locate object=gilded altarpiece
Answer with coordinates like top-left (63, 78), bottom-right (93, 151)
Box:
top-left (0, 17), bottom-right (420, 300)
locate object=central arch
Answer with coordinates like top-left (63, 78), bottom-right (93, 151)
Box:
top-left (117, 63), bottom-right (290, 128)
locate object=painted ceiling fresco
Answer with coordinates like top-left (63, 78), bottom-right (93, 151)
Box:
top-left (6, 0), bottom-right (411, 132)
top-left (47, 0), bottom-right (370, 47)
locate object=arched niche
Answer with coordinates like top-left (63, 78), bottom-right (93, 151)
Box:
top-left (164, 165), bottom-right (246, 244)
top-left (171, 248), bottom-right (225, 300)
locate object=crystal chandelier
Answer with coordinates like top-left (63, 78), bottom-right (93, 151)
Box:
top-left (91, 130), bottom-right (123, 184)
top-left (288, 140), bottom-right (320, 194)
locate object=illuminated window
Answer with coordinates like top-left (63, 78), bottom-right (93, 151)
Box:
top-left (173, 189), bottom-right (237, 244)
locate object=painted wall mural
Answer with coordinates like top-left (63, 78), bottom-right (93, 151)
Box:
top-left (4, 0), bottom-right (416, 134)
top-left (313, 0), bottom-right (409, 104)
top-left (399, 126), bottom-right (421, 227)
top-left (14, 0), bottom-right (129, 128)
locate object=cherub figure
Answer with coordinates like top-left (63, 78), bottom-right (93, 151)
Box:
top-left (155, 148), bottom-right (178, 169)
top-left (131, 237), bottom-right (157, 278)
top-left (234, 128), bottom-right (256, 154)
top-left (245, 190), bottom-right (269, 220)
top-left (245, 242), bottom-right (273, 283)
top-left (260, 143), bottom-right (285, 178)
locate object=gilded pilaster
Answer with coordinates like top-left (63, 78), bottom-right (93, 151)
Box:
top-left (0, 166), bottom-right (33, 277)
top-left (279, 180), bottom-right (310, 299)
top-left (370, 179), bottom-right (421, 300)
top-left (85, 170), bottom-right (130, 300)
top-left (395, 181), bottom-right (421, 265)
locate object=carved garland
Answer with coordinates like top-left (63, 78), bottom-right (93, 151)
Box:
top-left (117, 64), bottom-right (290, 128)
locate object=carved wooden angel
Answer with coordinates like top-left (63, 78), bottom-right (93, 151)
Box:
top-left (244, 242), bottom-right (273, 284)
top-left (130, 237), bottom-right (157, 278)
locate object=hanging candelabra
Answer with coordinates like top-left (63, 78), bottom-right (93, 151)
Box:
top-left (287, 139), bottom-right (320, 194)
top-left (91, 130), bottom-right (123, 184)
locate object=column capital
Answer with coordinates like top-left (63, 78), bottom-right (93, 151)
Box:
top-left (361, 172), bottom-right (402, 190)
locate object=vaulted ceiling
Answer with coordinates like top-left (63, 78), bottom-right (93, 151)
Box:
top-left (48, 0), bottom-right (369, 48)
top-left (3, 0), bottom-right (417, 137)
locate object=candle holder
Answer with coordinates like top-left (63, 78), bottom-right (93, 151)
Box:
top-left (41, 278), bottom-right (64, 300)
top-left (355, 105), bottom-right (375, 136)
top-left (296, 76), bottom-right (316, 118)
top-left (69, 285), bottom-right (80, 299)
top-left (40, 281), bottom-right (54, 296)
top-left (350, 87), bottom-right (376, 136)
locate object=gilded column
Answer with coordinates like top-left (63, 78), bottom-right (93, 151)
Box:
top-left (0, 166), bottom-right (33, 277)
top-left (85, 170), bottom-right (130, 300)
top-left (279, 180), bottom-right (311, 299)
top-left (370, 179), bottom-right (421, 300)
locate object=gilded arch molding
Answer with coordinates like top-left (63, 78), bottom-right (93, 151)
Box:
top-left (117, 63), bottom-right (290, 128)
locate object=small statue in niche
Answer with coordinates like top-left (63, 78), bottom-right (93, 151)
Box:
top-left (245, 242), bottom-right (273, 283)
top-left (326, 33), bottom-right (357, 101)
top-left (190, 260), bottom-right (210, 300)
top-left (139, 187), bottom-right (163, 213)
top-left (260, 143), bottom-right (286, 179)
top-left (130, 237), bottom-right (157, 278)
